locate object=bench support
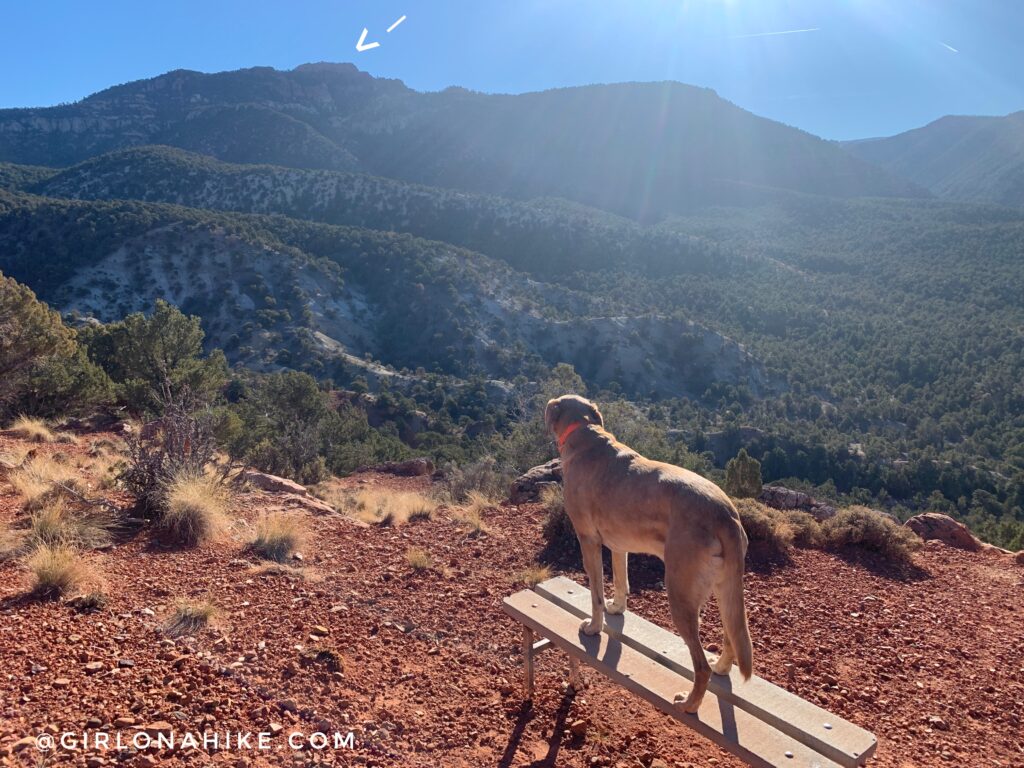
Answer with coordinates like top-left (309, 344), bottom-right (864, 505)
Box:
top-left (523, 624), bottom-right (584, 698)
top-left (569, 656), bottom-right (583, 691)
top-left (522, 625), bottom-right (535, 699)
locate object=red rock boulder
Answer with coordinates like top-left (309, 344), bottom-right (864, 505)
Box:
top-left (758, 485), bottom-right (837, 521)
top-left (904, 513), bottom-right (982, 552)
top-left (509, 459), bottom-right (562, 504)
top-left (241, 469), bottom-right (308, 496)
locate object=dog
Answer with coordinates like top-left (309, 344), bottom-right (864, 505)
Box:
top-left (544, 394), bottom-right (753, 712)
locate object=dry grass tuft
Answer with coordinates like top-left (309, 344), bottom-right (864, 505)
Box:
top-left (78, 441), bottom-right (124, 489)
top-left (453, 490), bottom-right (495, 536)
top-left (157, 472), bottom-right (230, 547)
top-left (821, 506), bottom-right (921, 566)
top-left (344, 489), bottom-right (438, 526)
top-left (250, 513), bottom-right (303, 562)
top-left (407, 502), bottom-right (434, 522)
top-left (0, 445), bottom-right (30, 468)
top-left (27, 543), bottom-right (93, 598)
top-left (7, 415), bottom-right (55, 443)
top-left (453, 506), bottom-right (489, 536)
top-left (9, 455), bottom-right (85, 510)
top-left (518, 564), bottom-right (552, 587)
top-left (29, 499), bottom-right (113, 549)
top-left (164, 599), bottom-right (218, 637)
top-left (405, 546), bottom-right (433, 571)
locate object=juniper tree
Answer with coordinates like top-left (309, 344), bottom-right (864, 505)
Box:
top-left (725, 448), bottom-right (763, 499)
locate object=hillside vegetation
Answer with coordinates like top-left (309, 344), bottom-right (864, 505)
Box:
top-left (0, 189), bottom-right (765, 399)
top-left (0, 64), bottom-right (1021, 548)
top-left (844, 112), bottom-right (1024, 206)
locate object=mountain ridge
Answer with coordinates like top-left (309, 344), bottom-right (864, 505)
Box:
top-left (842, 110), bottom-right (1024, 206)
top-left (0, 63), bottom-right (926, 217)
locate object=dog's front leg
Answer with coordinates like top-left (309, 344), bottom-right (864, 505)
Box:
top-left (607, 550), bottom-right (629, 615)
top-left (579, 536), bottom-right (605, 636)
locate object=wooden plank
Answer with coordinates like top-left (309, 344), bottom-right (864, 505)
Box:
top-left (504, 590), bottom-right (842, 768)
top-left (535, 577), bottom-right (876, 768)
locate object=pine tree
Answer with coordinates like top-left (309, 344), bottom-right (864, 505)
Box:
top-left (725, 448), bottom-right (763, 499)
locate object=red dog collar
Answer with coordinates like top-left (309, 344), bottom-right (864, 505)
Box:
top-left (557, 421), bottom-right (583, 449)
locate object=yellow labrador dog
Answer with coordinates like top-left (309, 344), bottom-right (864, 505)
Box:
top-left (545, 394), bottom-right (753, 712)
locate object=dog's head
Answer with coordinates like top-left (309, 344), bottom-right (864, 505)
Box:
top-left (544, 394), bottom-right (603, 439)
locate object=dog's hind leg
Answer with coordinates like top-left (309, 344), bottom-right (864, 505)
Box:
top-left (578, 535), bottom-right (605, 636)
top-left (607, 550), bottom-right (629, 615)
top-left (666, 554), bottom-right (714, 713)
top-left (712, 632), bottom-right (734, 675)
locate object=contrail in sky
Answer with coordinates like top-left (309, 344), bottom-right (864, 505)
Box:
top-left (940, 42), bottom-right (959, 53)
top-left (728, 27), bottom-right (820, 40)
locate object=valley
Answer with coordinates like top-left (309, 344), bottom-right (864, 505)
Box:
top-left (0, 62), bottom-right (1021, 546)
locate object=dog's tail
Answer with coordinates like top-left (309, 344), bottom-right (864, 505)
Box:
top-left (719, 517), bottom-right (753, 680)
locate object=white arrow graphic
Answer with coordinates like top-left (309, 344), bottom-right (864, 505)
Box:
top-left (355, 28), bottom-right (380, 52)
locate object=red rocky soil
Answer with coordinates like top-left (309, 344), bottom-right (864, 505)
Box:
top-left (1, 430), bottom-right (1022, 767)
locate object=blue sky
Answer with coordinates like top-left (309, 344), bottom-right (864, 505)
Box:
top-left (2, 0), bottom-right (1022, 140)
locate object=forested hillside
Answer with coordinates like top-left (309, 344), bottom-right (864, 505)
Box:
top-left (843, 112), bottom-right (1024, 206)
top-left (0, 64), bottom-right (1021, 548)
top-left (0, 189), bottom-right (767, 400)
top-left (31, 145), bottom-right (731, 279)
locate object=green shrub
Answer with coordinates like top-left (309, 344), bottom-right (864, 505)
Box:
top-left (540, 484), bottom-right (577, 553)
top-left (786, 511), bottom-right (823, 548)
top-left (437, 455), bottom-right (512, 504)
top-left (0, 271), bottom-right (74, 401)
top-left (1, 272), bottom-right (112, 419)
top-left (725, 448), bottom-right (763, 499)
top-left (80, 299), bottom-right (226, 416)
top-left (734, 498), bottom-right (794, 559)
top-left (14, 348), bottom-right (113, 418)
top-left (821, 506), bottom-right (922, 566)
top-left (228, 371), bottom-right (337, 483)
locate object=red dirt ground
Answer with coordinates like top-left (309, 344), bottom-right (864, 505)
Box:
top-left (1, 430), bottom-right (1022, 767)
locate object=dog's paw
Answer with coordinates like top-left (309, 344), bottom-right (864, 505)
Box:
top-left (673, 691), bottom-right (702, 714)
top-left (712, 656), bottom-right (732, 675)
top-left (579, 618), bottom-right (602, 636)
top-left (606, 600), bottom-right (627, 615)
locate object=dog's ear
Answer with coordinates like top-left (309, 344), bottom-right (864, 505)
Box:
top-left (585, 401), bottom-right (604, 427)
top-left (544, 399), bottom-right (561, 431)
